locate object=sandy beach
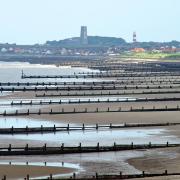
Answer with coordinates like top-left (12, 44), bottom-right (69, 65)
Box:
top-left (127, 147), bottom-right (180, 180)
top-left (0, 164), bottom-right (75, 179)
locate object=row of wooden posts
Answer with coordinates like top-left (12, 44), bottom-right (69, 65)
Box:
top-left (1, 84), bottom-right (180, 92)
top-left (21, 72), bottom-right (180, 79)
top-left (1, 79), bottom-right (180, 86)
top-left (5, 97), bottom-right (180, 107)
top-left (1, 106), bottom-right (180, 117)
top-left (2, 170), bottom-right (179, 180)
top-left (36, 90), bottom-right (180, 97)
top-left (0, 122), bottom-right (178, 134)
top-left (0, 142), bottom-right (176, 156)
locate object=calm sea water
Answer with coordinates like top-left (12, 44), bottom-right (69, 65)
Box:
top-left (0, 61), bottom-right (99, 83)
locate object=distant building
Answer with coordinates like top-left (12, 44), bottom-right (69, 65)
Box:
top-left (131, 48), bottom-right (145, 53)
top-left (80, 26), bottom-right (88, 45)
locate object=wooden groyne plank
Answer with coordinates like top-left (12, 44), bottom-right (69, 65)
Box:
top-left (1, 85), bottom-right (180, 92)
top-left (36, 90), bottom-right (180, 97)
top-left (0, 142), bottom-right (179, 156)
top-left (1, 79), bottom-right (180, 87)
top-left (1, 106), bottom-right (180, 117)
top-left (21, 73), bottom-right (180, 79)
top-left (4, 97), bottom-right (180, 107)
top-left (0, 122), bottom-right (179, 134)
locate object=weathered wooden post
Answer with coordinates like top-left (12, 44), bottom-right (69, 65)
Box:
top-left (177, 105), bottom-right (179, 110)
top-left (149, 142), bottom-right (151, 148)
top-left (97, 142), bottom-right (100, 151)
top-left (67, 124), bottom-right (70, 131)
top-left (73, 173), bottom-right (76, 179)
top-left (114, 142), bottom-right (116, 151)
top-left (95, 172), bottom-right (98, 179)
top-left (131, 142), bottom-right (134, 149)
top-left (110, 123), bottom-right (112, 128)
top-left (41, 125), bottom-right (43, 132)
top-left (61, 143), bottom-right (64, 151)
top-left (53, 125), bottom-right (56, 131)
top-left (96, 124), bottom-right (99, 130)
top-left (25, 144), bottom-right (29, 151)
top-left (119, 172), bottom-right (122, 178)
top-left (8, 144), bottom-right (11, 151)
top-left (26, 174), bottom-right (29, 180)
top-left (27, 109), bottom-right (29, 115)
top-left (82, 124), bottom-right (85, 130)
top-left (38, 109), bottom-right (41, 115)
top-left (44, 143), bottom-right (47, 151)
top-left (79, 143), bottom-right (82, 152)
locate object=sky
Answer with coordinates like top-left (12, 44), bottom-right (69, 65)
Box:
top-left (0, 0), bottom-right (179, 45)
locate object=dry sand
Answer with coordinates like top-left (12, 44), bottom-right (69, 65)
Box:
top-left (19, 100), bottom-right (180, 126)
top-left (0, 164), bottom-right (75, 180)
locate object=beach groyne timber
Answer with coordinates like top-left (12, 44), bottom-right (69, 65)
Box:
top-left (0, 142), bottom-right (178, 156)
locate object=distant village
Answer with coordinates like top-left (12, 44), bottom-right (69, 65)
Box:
top-left (0, 26), bottom-right (180, 57)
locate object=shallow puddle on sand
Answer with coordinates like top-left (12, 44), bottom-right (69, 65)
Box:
top-left (0, 117), bottom-right (71, 128)
top-left (1, 127), bottom-right (179, 146)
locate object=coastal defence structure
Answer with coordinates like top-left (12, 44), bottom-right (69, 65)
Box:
top-left (80, 26), bottom-right (88, 45)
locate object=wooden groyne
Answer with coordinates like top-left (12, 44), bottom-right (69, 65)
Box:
top-left (1, 79), bottom-right (180, 87)
top-left (0, 142), bottom-right (179, 156)
top-left (36, 90), bottom-right (180, 97)
top-left (2, 170), bottom-right (180, 180)
top-left (53, 171), bottom-right (180, 180)
top-left (0, 122), bottom-right (179, 134)
top-left (2, 106), bottom-right (180, 117)
top-left (38, 171), bottom-right (180, 180)
top-left (21, 72), bottom-right (180, 79)
top-left (5, 97), bottom-right (180, 107)
top-left (1, 85), bottom-right (180, 92)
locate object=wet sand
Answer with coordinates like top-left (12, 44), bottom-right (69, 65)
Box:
top-left (129, 176), bottom-right (180, 180)
top-left (26, 112), bottom-right (180, 129)
top-left (0, 164), bottom-right (75, 179)
top-left (127, 147), bottom-right (180, 178)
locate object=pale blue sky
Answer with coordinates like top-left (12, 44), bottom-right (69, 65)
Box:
top-left (0, 0), bottom-right (179, 44)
